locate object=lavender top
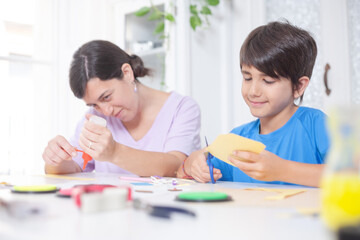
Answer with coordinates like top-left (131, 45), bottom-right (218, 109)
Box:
top-left (70, 92), bottom-right (201, 174)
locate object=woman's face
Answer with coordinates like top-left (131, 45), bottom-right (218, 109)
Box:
top-left (83, 77), bottom-right (139, 122)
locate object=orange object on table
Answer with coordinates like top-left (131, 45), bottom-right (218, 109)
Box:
top-left (75, 148), bottom-right (93, 169)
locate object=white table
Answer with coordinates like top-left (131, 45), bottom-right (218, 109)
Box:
top-left (0, 173), bottom-right (335, 240)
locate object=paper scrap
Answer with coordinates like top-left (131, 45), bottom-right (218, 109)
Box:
top-left (296, 207), bottom-right (320, 217)
top-left (38, 174), bottom-right (96, 181)
top-left (130, 182), bottom-right (152, 186)
top-left (244, 188), bottom-right (307, 200)
top-left (135, 190), bottom-right (153, 193)
top-left (176, 183), bottom-right (191, 187)
top-left (119, 176), bottom-right (153, 183)
top-left (206, 133), bottom-right (266, 166)
top-left (0, 182), bottom-right (13, 188)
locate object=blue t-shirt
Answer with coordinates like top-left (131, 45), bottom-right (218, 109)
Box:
top-left (212, 106), bottom-right (330, 185)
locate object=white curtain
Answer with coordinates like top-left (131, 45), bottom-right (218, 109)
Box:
top-left (0, 0), bottom-right (119, 174)
top-left (348, 0), bottom-right (360, 104)
top-left (0, 0), bottom-right (55, 174)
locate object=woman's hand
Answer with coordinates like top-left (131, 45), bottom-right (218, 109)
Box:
top-left (184, 148), bottom-right (222, 183)
top-left (79, 114), bottom-right (117, 162)
top-left (42, 135), bottom-right (77, 166)
top-left (229, 150), bottom-right (284, 181)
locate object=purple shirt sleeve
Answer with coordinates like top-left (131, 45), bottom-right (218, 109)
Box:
top-left (162, 95), bottom-right (201, 155)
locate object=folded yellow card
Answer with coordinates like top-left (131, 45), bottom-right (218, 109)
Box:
top-left (206, 133), bottom-right (266, 166)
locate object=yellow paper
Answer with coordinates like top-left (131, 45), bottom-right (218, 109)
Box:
top-left (244, 188), bottom-right (307, 200)
top-left (265, 189), bottom-right (306, 200)
top-left (36, 174), bottom-right (96, 181)
top-left (207, 133), bottom-right (266, 166)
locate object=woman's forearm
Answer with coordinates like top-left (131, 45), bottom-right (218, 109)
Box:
top-left (110, 143), bottom-right (186, 177)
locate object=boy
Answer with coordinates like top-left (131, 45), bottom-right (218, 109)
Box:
top-left (178, 21), bottom-right (329, 187)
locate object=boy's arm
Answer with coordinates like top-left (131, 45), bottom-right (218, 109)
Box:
top-left (229, 150), bottom-right (324, 187)
top-left (277, 161), bottom-right (324, 187)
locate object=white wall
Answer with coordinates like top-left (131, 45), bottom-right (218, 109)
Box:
top-left (56, 0), bottom-right (261, 151)
top-left (55, 0), bottom-right (119, 139)
top-left (188, 0), bottom-right (259, 144)
top-left (3, 0), bottom-right (357, 173)
top-left (187, 0), bottom-right (357, 146)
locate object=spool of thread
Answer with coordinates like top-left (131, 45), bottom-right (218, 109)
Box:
top-left (80, 188), bottom-right (128, 213)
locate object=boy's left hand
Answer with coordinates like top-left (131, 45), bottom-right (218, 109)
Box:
top-left (229, 150), bottom-right (284, 182)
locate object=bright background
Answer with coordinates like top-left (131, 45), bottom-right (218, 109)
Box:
top-left (0, 0), bottom-right (359, 174)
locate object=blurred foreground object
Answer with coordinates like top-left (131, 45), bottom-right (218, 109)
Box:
top-left (321, 106), bottom-right (360, 230)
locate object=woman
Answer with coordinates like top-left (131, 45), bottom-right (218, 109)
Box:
top-left (43, 40), bottom-right (201, 177)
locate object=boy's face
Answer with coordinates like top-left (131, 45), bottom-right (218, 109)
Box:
top-left (241, 65), bottom-right (296, 122)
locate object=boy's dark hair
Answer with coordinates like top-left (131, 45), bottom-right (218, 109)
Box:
top-left (240, 21), bottom-right (317, 103)
top-left (69, 40), bottom-right (151, 98)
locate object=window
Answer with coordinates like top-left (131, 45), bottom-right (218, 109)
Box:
top-left (0, 0), bottom-right (55, 174)
top-left (265, 0), bottom-right (360, 109)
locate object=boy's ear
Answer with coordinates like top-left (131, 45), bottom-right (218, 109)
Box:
top-left (294, 76), bottom-right (310, 99)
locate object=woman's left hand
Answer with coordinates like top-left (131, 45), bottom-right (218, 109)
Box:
top-left (229, 150), bottom-right (285, 182)
top-left (79, 114), bottom-right (117, 162)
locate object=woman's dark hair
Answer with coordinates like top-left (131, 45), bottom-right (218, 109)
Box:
top-left (69, 40), bottom-right (151, 98)
top-left (240, 21), bottom-right (317, 103)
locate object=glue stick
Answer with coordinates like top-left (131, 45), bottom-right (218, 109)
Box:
top-left (89, 115), bottom-right (107, 127)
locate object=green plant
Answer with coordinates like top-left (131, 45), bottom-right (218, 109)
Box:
top-left (134, 2), bottom-right (175, 38)
top-left (189, 0), bottom-right (219, 30)
top-left (134, 0), bottom-right (220, 38)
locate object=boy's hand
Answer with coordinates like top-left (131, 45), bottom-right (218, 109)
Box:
top-left (185, 148), bottom-right (222, 183)
top-left (229, 150), bottom-right (283, 181)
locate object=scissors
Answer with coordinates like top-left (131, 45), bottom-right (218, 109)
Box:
top-left (205, 137), bottom-right (216, 184)
top-left (133, 199), bottom-right (196, 219)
